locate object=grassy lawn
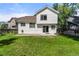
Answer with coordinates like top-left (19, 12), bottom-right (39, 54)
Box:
top-left (0, 34), bottom-right (79, 56)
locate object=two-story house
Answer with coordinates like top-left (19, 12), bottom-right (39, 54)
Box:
top-left (16, 7), bottom-right (59, 35)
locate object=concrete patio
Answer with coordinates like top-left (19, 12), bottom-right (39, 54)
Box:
top-left (15, 33), bottom-right (57, 36)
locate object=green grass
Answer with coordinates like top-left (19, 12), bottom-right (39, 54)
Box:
top-left (0, 34), bottom-right (79, 56)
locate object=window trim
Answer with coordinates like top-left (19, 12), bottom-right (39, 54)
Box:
top-left (40, 14), bottom-right (47, 20)
top-left (29, 23), bottom-right (35, 28)
top-left (21, 23), bottom-right (25, 26)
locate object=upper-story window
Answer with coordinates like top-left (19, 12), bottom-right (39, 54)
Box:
top-left (40, 14), bottom-right (47, 20)
top-left (21, 23), bottom-right (25, 26)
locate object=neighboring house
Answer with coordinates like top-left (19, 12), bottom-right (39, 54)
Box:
top-left (67, 16), bottom-right (79, 30)
top-left (67, 9), bottom-right (79, 30)
top-left (16, 7), bottom-right (59, 35)
top-left (8, 17), bottom-right (18, 29)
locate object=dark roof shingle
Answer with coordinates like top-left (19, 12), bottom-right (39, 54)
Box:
top-left (16, 16), bottom-right (36, 23)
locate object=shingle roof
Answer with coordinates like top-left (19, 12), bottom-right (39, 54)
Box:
top-left (8, 17), bottom-right (17, 22)
top-left (16, 16), bottom-right (36, 23)
top-left (67, 17), bottom-right (74, 22)
top-left (34, 7), bottom-right (59, 16)
top-left (9, 7), bottom-right (59, 23)
top-left (67, 16), bottom-right (79, 25)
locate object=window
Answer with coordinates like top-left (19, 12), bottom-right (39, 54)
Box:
top-left (51, 25), bottom-right (55, 29)
top-left (43, 26), bottom-right (49, 33)
top-left (41, 15), bottom-right (47, 20)
top-left (12, 26), bottom-right (16, 28)
top-left (29, 23), bottom-right (35, 28)
top-left (21, 23), bottom-right (25, 26)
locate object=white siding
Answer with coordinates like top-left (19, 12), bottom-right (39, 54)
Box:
top-left (36, 24), bottom-right (57, 35)
top-left (36, 9), bottom-right (58, 24)
top-left (18, 23), bottom-right (38, 34)
top-left (18, 23), bottom-right (57, 35)
top-left (18, 8), bottom-right (58, 35)
top-left (8, 19), bottom-right (16, 29)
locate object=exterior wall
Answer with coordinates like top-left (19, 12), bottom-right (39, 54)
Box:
top-left (36, 9), bottom-right (58, 24)
top-left (18, 8), bottom-right (58, 35)
top-left (18, 23), bottom-right (57, 35)
top-left (8, 19), bottom-right (16, 29)
top-left (18, 23), bottom-right (38, 34)
top-left (36, 24), bottom-right (57, 35)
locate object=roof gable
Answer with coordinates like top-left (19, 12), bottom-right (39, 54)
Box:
top-left (34, 7), bottom-right (59, 16)
top-left (8, 17), bottom-right (17, 23)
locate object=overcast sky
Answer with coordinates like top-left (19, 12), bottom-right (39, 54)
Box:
top-left (0, 3), bottom-right (53, 22)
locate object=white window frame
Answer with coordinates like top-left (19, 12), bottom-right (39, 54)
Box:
top-left (21, 23), bottom-right (25, 26)
top-left (40, 14), bottom-right (47, 20)
top-left (29, 23), bottom-right (35, 28)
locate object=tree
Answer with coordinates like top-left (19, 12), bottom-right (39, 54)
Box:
top-left (53, 3), bottom-right (79, 33)
top-left (0, 23), bottom-right (8, 29)
top-left (69, 3), bottom-right (78, 15)
top-left (53, 3), bottom-right (58, 10)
